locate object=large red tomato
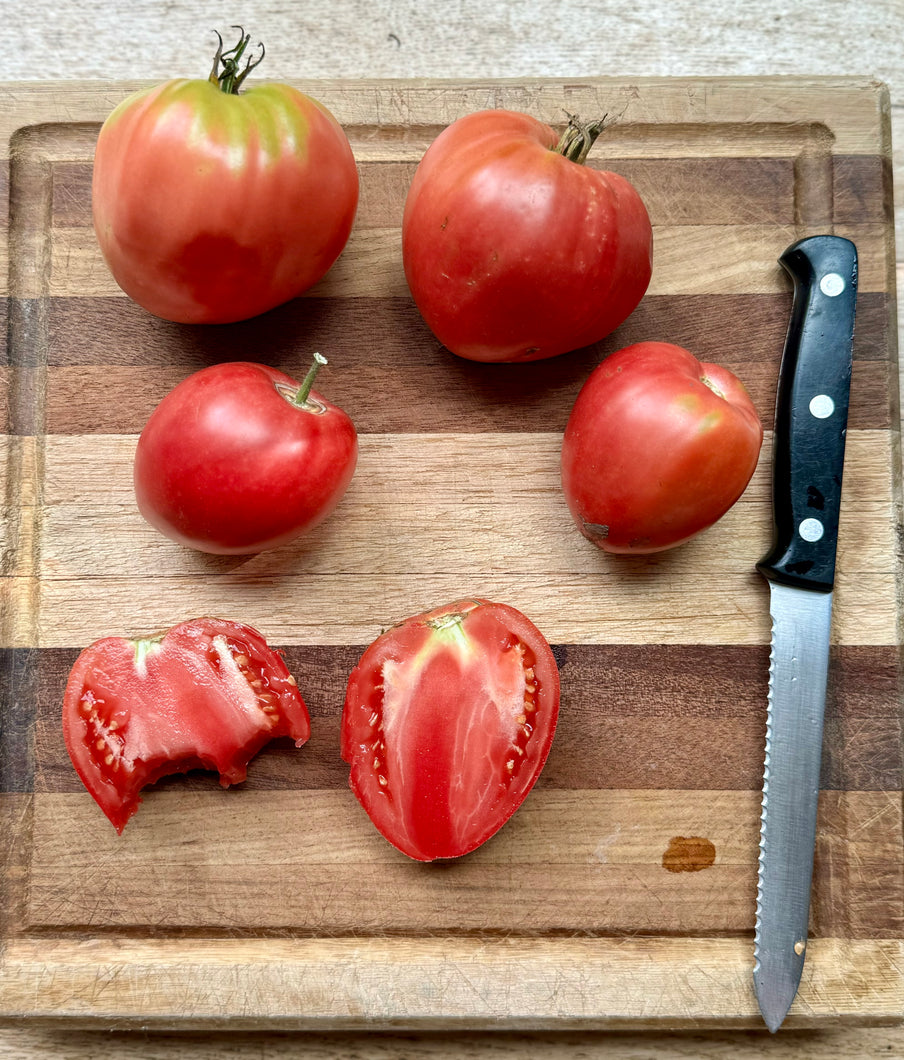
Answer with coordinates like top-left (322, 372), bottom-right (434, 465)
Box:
top-left (92, 31), bottom-right (359, 324)
top-left (133, 356), bottom-right (357, 554)
top-left (341, 599), bottom-right (560, 862)
top-left (561, 342), bottom-right (764, 553)
top-left (62, 618), bottom-right (311, 833)
top-left (401, 110), bottom-right (652, 362)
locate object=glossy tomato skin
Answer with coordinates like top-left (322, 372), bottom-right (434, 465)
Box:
top-left (92, 79), bottom-right (359, 323)
top-left (341, 598), bottom-right (560, 862)
top-left (402, 110), bottom-right (653, 363)
top-left (561, 342), bottom-right (764, 553)
top-left (133, 361), bottom-right (357, 555)
top-left (62, 618), bottom-right (311, 832)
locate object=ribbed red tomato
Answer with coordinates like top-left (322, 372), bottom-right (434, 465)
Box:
top-left (561, 342), bottom-right (764, 553)
top-left (341, 599), bottom-right (560, 861)
top-left (402, 109), bottom-right (652, 362)
top-left (62, 619), bottom-right (311, 833)
top-left (92, 31), bottom-right (359, 323)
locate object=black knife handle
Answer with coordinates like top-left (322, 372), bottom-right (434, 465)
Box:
top-left (757, 235), bottom-right (858, 592)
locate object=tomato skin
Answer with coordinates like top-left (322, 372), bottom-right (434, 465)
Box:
top-left (133, 361), bottom-right (357, 555)
top-left (561, 342), bottom-right (764, 553)
top-left (401, 110), bottom-right (652, 363)
top-left (92, 78), bottom-right (359, 324)
top-left (62, 618), bottom-right (311, 833)
top-left (341, 599), bottom-right (560, 862)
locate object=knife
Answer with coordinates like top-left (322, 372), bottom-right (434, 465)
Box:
top-left (753, 234), bottom-right (858, 1032)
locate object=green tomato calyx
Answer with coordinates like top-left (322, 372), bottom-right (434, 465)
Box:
top-left (554, 113), bottom-right (609, 165)
top-left (209, 26), bottom-right (265, 95)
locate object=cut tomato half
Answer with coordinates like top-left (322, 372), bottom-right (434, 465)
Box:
top-left (62, 618), bottom-right (311, 832)
top-left (341, 599), bottom-right (560, 861)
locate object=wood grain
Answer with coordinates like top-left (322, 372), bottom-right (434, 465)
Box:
top-left (0, 77), bottom-right (901, 1031)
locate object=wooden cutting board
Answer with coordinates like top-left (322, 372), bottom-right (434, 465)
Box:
top-left (0, 77), bottom-right (901, 1030)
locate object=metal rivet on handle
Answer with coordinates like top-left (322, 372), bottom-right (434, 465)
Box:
top-left (819, 273), bottom-right (845, 297)
top-left (799, 518), bottom-right (824, 542)
top-left (809, 394), bottom-right (835, 419)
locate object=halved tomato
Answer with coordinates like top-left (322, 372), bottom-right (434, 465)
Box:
top-left (62, 618), bottom-right (310, 832)
top-left (341, 599), bottom-right (560, 861)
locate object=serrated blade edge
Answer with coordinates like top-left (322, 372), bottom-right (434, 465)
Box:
top-left (753, 581), bottom-right (833, 1032)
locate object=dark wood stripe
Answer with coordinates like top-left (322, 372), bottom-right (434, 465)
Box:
top-left (19, 644), bottom-right (903, 796)
top-left (48, 155), bottom-right (892, 229)
top-left (24, 292), bottom-right (893, 435)
top-left (833, 154), bottom-right (895, 224)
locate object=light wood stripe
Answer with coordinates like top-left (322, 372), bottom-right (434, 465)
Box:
top-left (40, 222), bottom-right (891, 301)
top-left (21, 790), bottom-right (902, 937)
top-left (0, 930), bottom-right (900, 1027)
top-left (30, 430), bottom-right (902, 575)
top-left (0, 77), bottom-right (891, 157)
top-left (6, 574), bottom-right (897, 650)
top-left (2, 430), bottom-right (894, 649)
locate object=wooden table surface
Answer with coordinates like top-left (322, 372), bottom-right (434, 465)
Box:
top-left (2, 1), bottom-right (901, 1056)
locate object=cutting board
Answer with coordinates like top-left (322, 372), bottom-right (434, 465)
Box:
top-left (0, 77), bottom-right (901, 1030)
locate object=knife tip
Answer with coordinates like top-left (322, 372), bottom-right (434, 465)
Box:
top-left (761, 1006), bottom-right (789, 1034)
top-left (754, 973), bottom-right (797, 1033)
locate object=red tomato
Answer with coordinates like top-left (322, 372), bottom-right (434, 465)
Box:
top-left (62, 618), bottom-right (311, 833)
top-left (341, 599), bottom-right (560, 861)
top-left (92, 31), bottom-right (359, 324)
top-left (561, 341), bottom-right (764, 553)
top-left (401, 110), bottom-right (652, 362)
top-left (133, 356), bottom-right (357, 554)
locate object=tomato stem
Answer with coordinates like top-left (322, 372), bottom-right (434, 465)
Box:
top-left (293, 352), bottom-right (327, 406)
top-left (209, 26), bottom-right (265, 94)
top-left (554, 113), bottom-right (609, 165)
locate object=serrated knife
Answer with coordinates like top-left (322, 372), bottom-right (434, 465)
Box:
top-left (753, 234), bottom-right (858, 1032)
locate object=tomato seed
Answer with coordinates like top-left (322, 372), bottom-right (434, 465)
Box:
top-left (516, 713), bottom-right (526, 725)
top-left (378, 775), bottom-right (388, 787)
top-left (234, 654), bottom-right (250, 668)
top-left (95, 738), bottom-right (106, 750)
top-left (105, 754), bottom-right (114, 766)
top-left (287, 675), bottom-right (297, 686)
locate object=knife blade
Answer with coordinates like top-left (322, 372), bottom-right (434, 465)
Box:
top-left (753, 234), bottom-right (858, 1032)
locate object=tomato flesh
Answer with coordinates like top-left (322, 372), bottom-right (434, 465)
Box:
top-left (341, 599), bottom-right (560, 861)
top-left (62, 619), bottom-right (311, 832)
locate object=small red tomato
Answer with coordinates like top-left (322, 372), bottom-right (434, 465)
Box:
top-left (561, 341), bottom-right (764, 553)
top-left (133, 355), bottom-right (357, 555)
top-left (341, 599), bottom-right (560, 862)
top-left (62, 618), bottom-right (311, 833)
top-left (92, 30), bottom-right (359, 323)
top-left (402, 110), bottom-right (652, 362)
